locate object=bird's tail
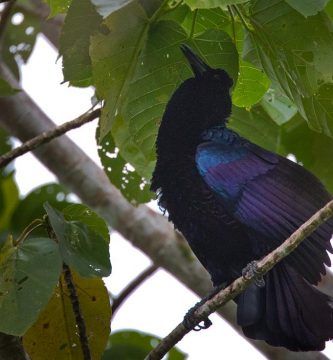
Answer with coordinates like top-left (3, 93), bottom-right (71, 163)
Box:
top-left (236, 262), bottom-right (333, 351)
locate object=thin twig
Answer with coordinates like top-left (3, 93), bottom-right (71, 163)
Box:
top-left (227, 6), bottom-right (236, 44)
top-left (0, 0), bottom-right (16, 44)
top-left (145, 200), bottom-right (333, 360)
top-left (112, 264), bottom-right (158, 316)
top-left (0, 108), bottom-right (100, 168)
top-left (63, 264), bottom-right (91, 360)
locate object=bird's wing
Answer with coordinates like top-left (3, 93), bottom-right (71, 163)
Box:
top-left (196, 139), bottom-right (333, 284)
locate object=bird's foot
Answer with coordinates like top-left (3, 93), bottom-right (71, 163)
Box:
top-left (183, 302), bottom-right (212, 331)
top-left (182, 285), bottom-right (224, 331)
top-left (242, 260), bottom-right (265, 288)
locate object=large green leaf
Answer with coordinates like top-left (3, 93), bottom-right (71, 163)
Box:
top-left (184, 0), bottom-right (248, 10)
top-left (102, 330), bottom-right (186, 360)
top-left (281, 114), bottom-right (333, 193)
top-left (229, 105), bottom-right (283, 153)
top-left (91, 2), bottom-right (239, 180)
top-left (246, 0), bottom-right (333, 137)
top-left (178, 7), bottom-right (270, 108)
top-left (10, 183), bottom-right (71, 236)
top-left (24, 271), bottom-right (111, 360)
top-left (59, 0), bottom-right (102, 86)
top-left (44, 203), bottom-right (111, 277)
top-left (62, 203), bottom-right (109, 243)
top-left (260, 88), bottom-right (298, 126)
top-left (0, 236), bottom-right (61, 335)
top-left (285, 0), bottom-right (330, 17)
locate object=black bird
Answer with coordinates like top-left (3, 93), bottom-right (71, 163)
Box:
top-left (151, 45), bottom-right (333, 351)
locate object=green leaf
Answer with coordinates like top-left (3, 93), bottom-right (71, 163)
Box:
top-left (44, 203), bottom-right (111, 277)
top-left (59, 0), bottom-right (102, 87)
top-left (44, 0), bottom-right (71, 16)
top-left (0, 236), bottom-right (61, 336)
top-left (102, 330), bottom-right (186, 360)
top-left (285, 0), bottom-right (330, 17)
top-left (260, 88), bottom-right (297, 126)
top-left (0, 78), bottom-right (20, 96)
top-left (10, 183), bottom-right (71, 236)
top-left (282, 114), bottom-right (333, 193)
top-left (183, 0), bottom-right (248, 10)
top-left (229, 105), bottom-right (283, 153)
top-left (90, 0), bottom-right (150, 139)
top-left (247, 0), bottom-right (333, 137)
top-left (0, 173), bottom-right (19, 232)
top-left (232, 60), bottom-right (270, 107)
top-left (91, 3), bottom-right (239, 179)
top-left (62, 203), bottom-right (109, 244)
top-left (24, 271), bottom-right (111, 360)
top-left (97, 128), bottom-right (153, 204)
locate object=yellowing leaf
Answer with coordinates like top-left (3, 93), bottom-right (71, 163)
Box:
top-left (23, 271), bottom-right (111, 360)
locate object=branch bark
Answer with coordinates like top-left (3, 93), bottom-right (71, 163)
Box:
top-left (145, 200), bottom-right (333, 360)
top-left (0, 108), bottom-right (100, 168)
top-left (0, 62), bottom-right (330, 360)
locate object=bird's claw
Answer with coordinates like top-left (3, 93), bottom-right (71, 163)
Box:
top-left (183, 304), bottom-right (212, 331)
top-left (242, 260), bottom-right (265, 288)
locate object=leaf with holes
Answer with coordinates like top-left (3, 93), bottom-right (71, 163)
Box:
top-left (44, 203), bottom-right (111, 277)
top-left (3, 8), bottom-right (40, 71)
top-left (0, 236), bottom-right (61, 335)
top-left (97, 128), bottom-right (153, 203)
top-left (23, 271), bottom-right (111, 360)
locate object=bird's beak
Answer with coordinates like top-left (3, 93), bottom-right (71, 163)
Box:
top-left (180, 44), bottom-right (211, 77)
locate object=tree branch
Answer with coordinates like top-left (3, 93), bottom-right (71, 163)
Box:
top-left (0, 108), bottom-right (100, 168)
top-left (146, 200), bottom-right (333, 360)
top-left (112, 264), bottom-right (158, 317)
top-left (0, 62), bottom-right (329, 360)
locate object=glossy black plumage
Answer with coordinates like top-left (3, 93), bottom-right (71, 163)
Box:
top-left (151, 46), bottom-right (333, 351)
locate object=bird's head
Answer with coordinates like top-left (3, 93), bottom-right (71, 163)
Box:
top-left (180, 44), bottom-right (233, 90)
top-left (159, 45), bottom-right (233, 144)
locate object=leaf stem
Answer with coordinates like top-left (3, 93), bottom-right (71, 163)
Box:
top-left (232, 5), bottom-right (251, 32)
top-left (14, 219), bottom-right (44, 245)
top-left (227, 6), bottom-right (236, 44)
top-left (189, 9), bottom-right (198, 39)
top-left (63, 264), bottom-right (91, 360)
